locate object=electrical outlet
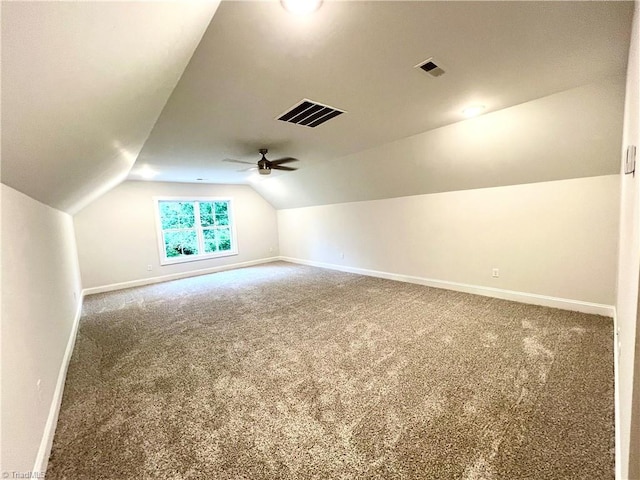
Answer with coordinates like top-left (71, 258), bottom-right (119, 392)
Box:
top-left (492, 268), bottom-right (499, 278)
top-left (147, 265), bottom-right (152, 271)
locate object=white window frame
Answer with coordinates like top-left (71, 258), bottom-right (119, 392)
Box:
top-left (153, 196), bottom-right (239, 265)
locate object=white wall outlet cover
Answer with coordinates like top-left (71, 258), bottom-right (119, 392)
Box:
top-left (625, 145), bottom-right (636, 175)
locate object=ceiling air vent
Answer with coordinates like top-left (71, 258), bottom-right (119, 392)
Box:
top-left (277, 99), bottom-right (345, 128)
top-left (416, 57), bottom-right (445, 78)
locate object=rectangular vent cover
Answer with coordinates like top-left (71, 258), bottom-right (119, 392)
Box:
top-left (416, 57), bottom-right (445, 77)
top-left (277, 99), bottom-right (345, 128)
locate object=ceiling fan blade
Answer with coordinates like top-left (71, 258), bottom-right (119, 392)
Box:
top-left (269, 157), bottom-right (298, 166)
top-left (271, 165), bottom-right (297, 171)
top-left (223, 158), bottom-right (255, 165)
top-left (238, 166), bottom-right (257, 172)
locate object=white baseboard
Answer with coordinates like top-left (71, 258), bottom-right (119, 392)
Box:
top-left (82, 257), bottom-right (281, 296)
top-left (32, 294), bottom-right (84, 475)
top-left (279, 256), bottom-right (615, 317)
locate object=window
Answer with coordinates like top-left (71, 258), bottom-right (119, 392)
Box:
top-left (154, 197), bottom-right (238, 265)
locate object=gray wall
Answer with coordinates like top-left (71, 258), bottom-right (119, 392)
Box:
top-left (1, 184), bottom-right (82, 473)
top-left (73, 181), bottom-right (279, 290)
top-left (279, 175), bottom-right (619, 306)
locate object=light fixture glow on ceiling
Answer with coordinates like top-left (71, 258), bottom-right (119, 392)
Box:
top-left (135, 165), bottom-right (158, 180)
top-left (280, 0), bottom-right (323, 15)
top-left (462, 105), bottom-right (486, 118)
top-left (248, 173), bottom-right (262, 183)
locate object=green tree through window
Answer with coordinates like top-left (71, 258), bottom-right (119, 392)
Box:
top-left (156, 199), bottom-right (236, 264)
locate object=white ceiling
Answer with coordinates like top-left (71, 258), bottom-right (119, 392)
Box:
top-left (134, 1), bottom-right (633, 185)
top-left (0, 1), bottom-right (634, 212)
top-left (1, 1), bottom-right (220, 212)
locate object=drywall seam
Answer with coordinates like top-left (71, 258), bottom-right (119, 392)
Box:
top-left (280, 256), bottom-right (615, 317)
top-left (614, 308), bottom-right (622, 480)
top-left (32, 294), bottom-right (84, 475)
top-left (82, 257), bottom-right (280, 295)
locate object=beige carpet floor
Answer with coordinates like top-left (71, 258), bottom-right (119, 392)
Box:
top-left (47, 262), bottom-right (614, 479)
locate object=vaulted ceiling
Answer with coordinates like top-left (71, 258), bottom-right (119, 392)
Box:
top-left (1, 1), bottom-right (220, 212)
top-left (1, 1), bottom-right (634, 213)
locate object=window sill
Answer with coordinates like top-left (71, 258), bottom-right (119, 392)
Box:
top-left (159, 250), bottom-right (238, 266)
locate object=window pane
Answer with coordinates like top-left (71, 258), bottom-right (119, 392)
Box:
top-left (203, 228), bottom-right (217, 253)
top-left (160, 202), bottom-right (179, 229)
top-left (218, 227), bottom-right (231, 251)
top-left (215, 201), bottom-right (229, 226)
top-left (160, 202), bottom-right (195, 229)
top-left (156, 198), bottom-right (236, 264)
top-left (163, 230), bottom-right (199, 257)
top-left (199, 203), bottom-right (214, 227)
top-left (200, 214), bottom-right (214, 227)
top-left (200, 202), bottom-right (213, 215)
top-left (178, 215), bottom-right (195, 228)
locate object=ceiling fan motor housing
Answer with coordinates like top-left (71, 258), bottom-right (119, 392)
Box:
top-left (258, 158), bottom-right (271, 175)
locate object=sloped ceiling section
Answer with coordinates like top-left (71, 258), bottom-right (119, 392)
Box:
top-left (133, 1), bottom-right (632, 194)
top-left (1, 1), bottom-right (220, 213)
top-left (252, 77), bottom-right (626, 210)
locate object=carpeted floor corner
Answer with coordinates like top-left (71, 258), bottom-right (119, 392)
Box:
top-left (47, 262), bottom-right (614, 479)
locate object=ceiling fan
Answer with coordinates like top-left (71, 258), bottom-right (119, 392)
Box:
top-left (223, 148), bottom-right (298, 175)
